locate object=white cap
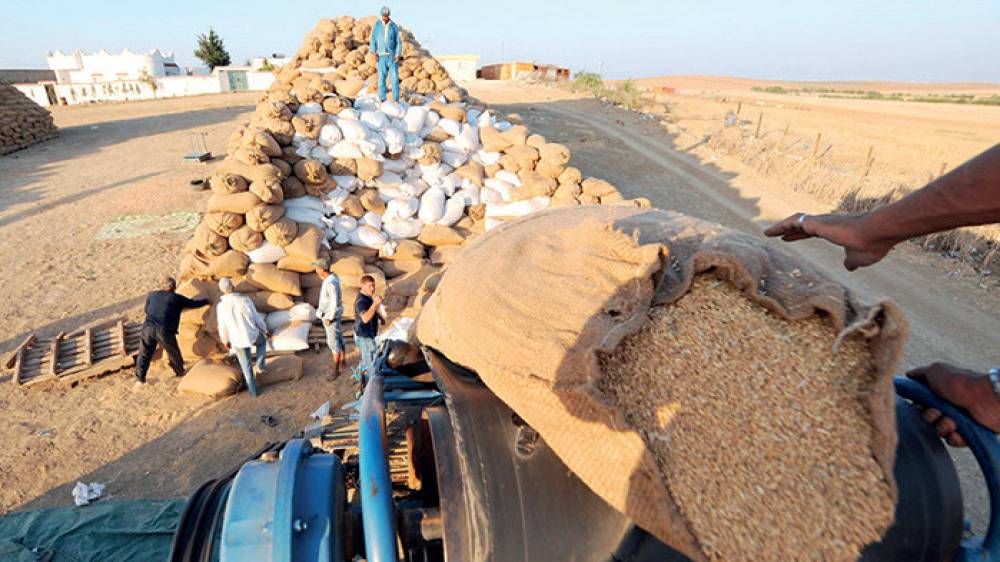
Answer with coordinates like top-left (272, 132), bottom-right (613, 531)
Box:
top-left (381, 6), bottom-right (391, 16)
top-left (218, 277), bottom-right (234, 294)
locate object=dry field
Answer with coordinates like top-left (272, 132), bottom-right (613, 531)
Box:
top-left (634, 75), bottom-right (1000, 270)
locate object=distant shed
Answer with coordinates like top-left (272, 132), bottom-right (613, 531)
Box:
top-left (480, 62), bottom-right (536, 80)
top-left (435, 54), bottom-right (479, 82)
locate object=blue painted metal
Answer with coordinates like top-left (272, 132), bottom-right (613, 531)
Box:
top-left (220, 439), bottom-right (344, 562)
top-left (385, 389), bottom-right (441, 402)
top-left (895, 377), bottom-right (1000, 562)
top-left (359, 375), bottom-right (399, 562)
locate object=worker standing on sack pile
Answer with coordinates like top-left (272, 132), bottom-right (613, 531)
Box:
top-left (216, 277), bottom-right (269, 398)
top-left (766, 143), bottom-right (1000, 447)
top-left (370, 6), bottom-right (402, 102)
top-left (134, 276), bottom-right (209, 387)
top-left (313, 259), bottom-right (346, 380)
top-left (354, 275), bottom-right (386, 377)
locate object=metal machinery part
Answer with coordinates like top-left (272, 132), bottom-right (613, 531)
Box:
top-left (171, 344), bottom-right (1000, 562)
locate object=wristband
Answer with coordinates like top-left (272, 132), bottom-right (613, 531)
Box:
top-left (989, 368), bottom-right (1000, 400)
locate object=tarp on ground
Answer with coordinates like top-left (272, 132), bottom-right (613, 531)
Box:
top-left (0, 499), bottom-right (184, 562)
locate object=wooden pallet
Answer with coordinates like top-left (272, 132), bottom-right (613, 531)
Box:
top-left (307, 321), bottom-right (355, 351)
top-left (5, 320), bottom-right (143, 387)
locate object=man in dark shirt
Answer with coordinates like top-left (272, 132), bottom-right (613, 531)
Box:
top-left (135, 276), bottom-right (210, 385)
top-left (354, 275), bottom-right (384, 378)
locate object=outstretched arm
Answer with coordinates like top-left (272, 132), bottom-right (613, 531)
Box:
top-left (765, 143), bottom-right (1000, 270)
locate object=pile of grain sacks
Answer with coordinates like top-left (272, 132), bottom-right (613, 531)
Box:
top-left (174, 15), bottom-right (646, 360)
top-left (0, 84), bottom-right (58, 156)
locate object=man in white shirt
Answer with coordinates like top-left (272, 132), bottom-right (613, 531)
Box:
top-left (314, 260), bottom-right (346, 379)
top-left (216, 277), bottom-right (269, 397)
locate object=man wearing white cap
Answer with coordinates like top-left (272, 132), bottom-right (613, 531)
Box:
top-left (216, 277), bottom-right (269, 397)
top-left (370, 6), bottom-right (402, 102)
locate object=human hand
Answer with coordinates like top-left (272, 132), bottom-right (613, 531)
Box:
top-left (907, 362), bottom-right (1000, 448)
top-left (395, 56), bottom-right (401, 63)
top-left (372, 295), bottom-right (384, 306)
top-left (764, 213), bottom-right (895, 271)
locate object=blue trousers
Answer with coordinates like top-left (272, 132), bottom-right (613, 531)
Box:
top-left (356, 336), bottom-right (377, 378)
top-left (376, 55), bottom-right (400, 102)
top-left (234, 334), bottom-right (267, 397)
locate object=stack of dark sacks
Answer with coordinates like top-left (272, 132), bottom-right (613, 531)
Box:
top-left (0, 85), bottom-right (58, 155)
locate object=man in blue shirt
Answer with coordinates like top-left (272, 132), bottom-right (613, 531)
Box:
top-left (369, 6), bottom-right (403, 102)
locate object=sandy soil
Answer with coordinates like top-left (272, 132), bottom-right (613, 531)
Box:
top-left (1, 82), bottom-right (996, 532)
top-left (0, 93), bottom-right (356, 513)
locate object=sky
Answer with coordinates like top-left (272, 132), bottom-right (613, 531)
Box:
top-left (1, 0), bottom-right (998, 82)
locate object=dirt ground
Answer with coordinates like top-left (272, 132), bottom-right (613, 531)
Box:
top-left (1, 82), bottom-right (997, 531)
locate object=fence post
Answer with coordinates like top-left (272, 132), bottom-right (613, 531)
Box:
top-left (736, 101), bottom-right (742, 116)
top-left (781, 123), bottom-right (790, 141)
top-left (812, 132), bottom-right (822, 160)
top-left (754, 112), bottom-right (763, 138)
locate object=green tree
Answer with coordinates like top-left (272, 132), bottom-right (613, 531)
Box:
top-left (194, 28), bottom-right (231, 70)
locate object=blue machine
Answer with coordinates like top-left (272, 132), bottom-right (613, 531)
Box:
top-left (170, 343), bottom-right (1000, 562)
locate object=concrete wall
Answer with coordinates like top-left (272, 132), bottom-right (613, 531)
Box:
top-left (13, 84), bottom-right (51, 106)
top-left (436, 55), bottom-right (479, 82)
top-left (17, 71), bottom-right (276, 106)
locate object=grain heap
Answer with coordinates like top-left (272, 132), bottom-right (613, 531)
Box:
top-left (175, 16), bottom-right (643, 361)
top-left (0, 84), bottom-right (58, 155)
top-left (416, 206), bottom-right (906, 561)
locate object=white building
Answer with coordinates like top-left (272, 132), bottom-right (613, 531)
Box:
top-left (46, 49), bottom-right (181, 84)
top-left (435, 54), bottom-right (480, 82)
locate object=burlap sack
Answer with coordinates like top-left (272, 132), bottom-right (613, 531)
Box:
top-left (500, 124), bottom-right (529, 146)
top-left (208, 192), bottom-right (263, 214)
top-left (277, 254), bottom-right (321, 274)
top-left (300, 272), bottom-right (323, 288)
top-left (382, 240), bottom-right (425, 261)
top-left (454, 161), bottom-right (485, 186)
top-left (177, 325), bottom-right (220, 359)
top-left (191, 223), bottom-right (228, 256)
top-left (581, 177), bottom-right (617, 198)
top-left (250, 291), bottom-right (295, 313)
top-left (387, 264), bottom-right (440, 297)
top-left (205, 212), bottom-right (244, 238)
top-left (282, 176), bottom-right (308, 199)
top-left (246, 264), bottom-right (302, 296)
top-left (359, 189), bottom-right (386, 214)
top-left (480, 125), bottom-right (512, 153)
top-left (558, 167), bottom-right (583, 186)
top-left (379, 259), bottom-right (427, 278)
top-left (178, 360), bottom-right (242, 398)
top-left (210, 173), bottom-right (248, 195)
top-left (429, 245), bottom-right (461, 265)
top-left (264, 218), bottom-right (299, 247)
top-left (258, 354), bottom-right (304, 387)
top-left (330, 253), bottom-right (367, 277)
top-left (342, 195), bottom-right (365, 218)
top-left (229, 226), bottom-right (265, 253)
top-left (357, 157), bottom-right (384, 182)
top-left (246, 205), bottom-right (286, 232)
top-left (250, 179), bottom-right (284, 205)
top-left (417, 225), bottom-right (464, 247)
top-left (284, 223), bottom-right (324, 260)
top-left (218, 160), bottom-right (282, 186)
top-left (415, 206), bottom-right (905, 561)
top-left (294, 159), bottom-right (329, 185)
top-left (539, 143), bottom-right (571, 166)
top-left (210, 251), bottom-right (250, 278)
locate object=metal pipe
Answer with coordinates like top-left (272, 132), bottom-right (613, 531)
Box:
top-left (359, 375), bottom-right (398, 562)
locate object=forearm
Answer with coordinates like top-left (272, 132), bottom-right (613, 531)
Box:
top-left (361, 306), bottom-right (377, 323)
top-left (860, 144), bottom-right (1000, 245)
